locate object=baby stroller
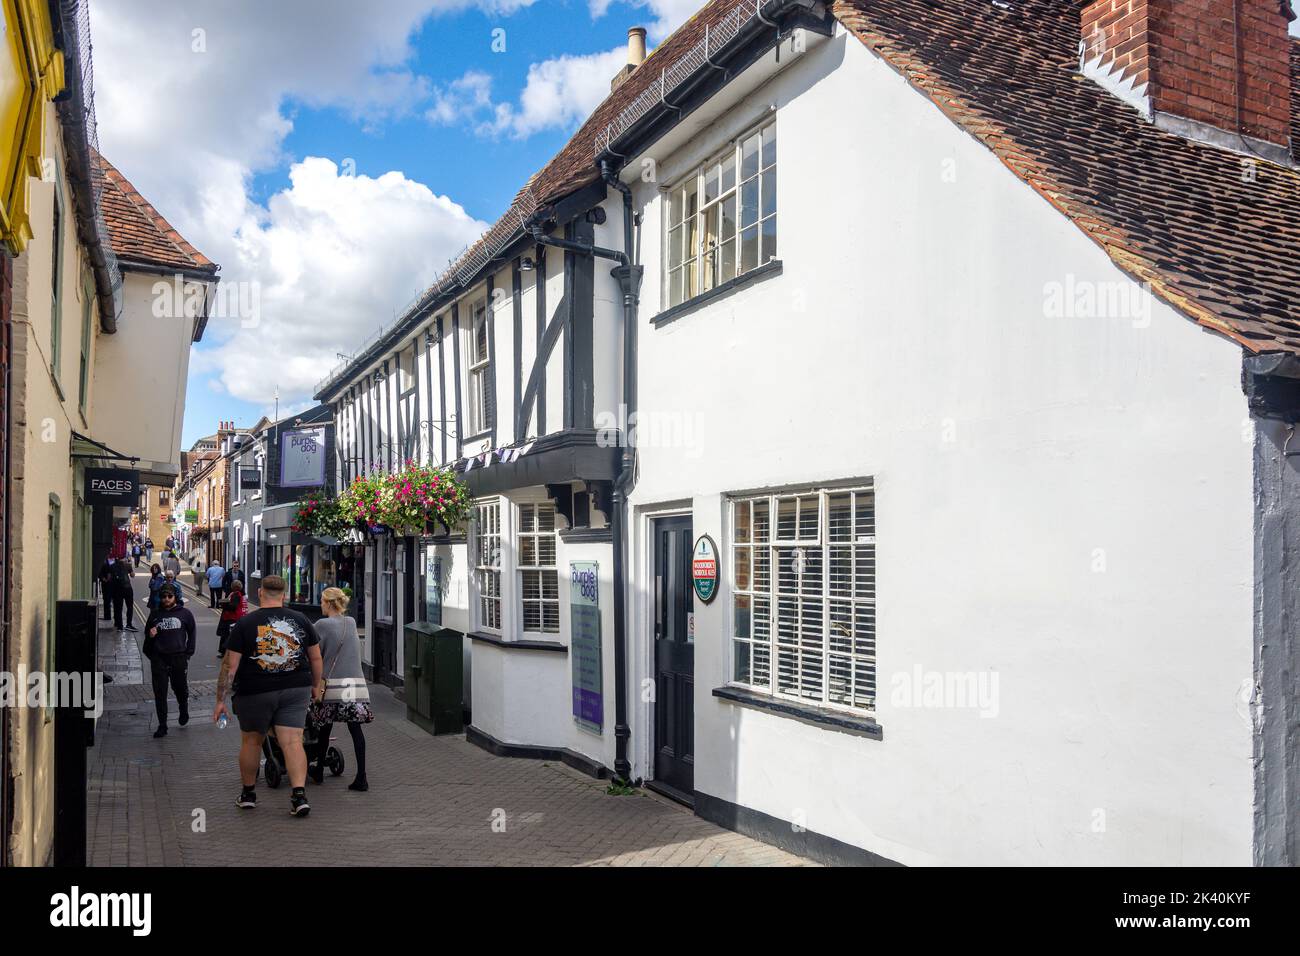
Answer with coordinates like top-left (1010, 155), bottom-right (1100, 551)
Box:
top-left (260, 718), bottom-right (344, 788)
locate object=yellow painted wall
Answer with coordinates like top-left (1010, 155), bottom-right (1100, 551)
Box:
top-left (5, 103), bottom-right (101, 866)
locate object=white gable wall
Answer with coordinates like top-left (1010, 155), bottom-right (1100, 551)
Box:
top-left (618, 28), bottom-right (1254, 865)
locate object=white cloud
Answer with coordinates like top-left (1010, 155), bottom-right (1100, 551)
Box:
top-left (429, 47), bottom-right (627, 139)
top-left (587, 0), bottom-right (699, 40)
top-left (206, 158), bottom-right (485, 404)
top-left (89, 0), bottom-right (517, 409)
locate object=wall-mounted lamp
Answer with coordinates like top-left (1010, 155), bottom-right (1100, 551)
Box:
top-left (372, 370), bottom-right (384, 384)
top-left (520, 257), bottom-right (535, 272)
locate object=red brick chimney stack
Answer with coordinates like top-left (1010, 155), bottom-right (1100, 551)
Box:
top-left (1080, 0), bottom-right (1295, 162)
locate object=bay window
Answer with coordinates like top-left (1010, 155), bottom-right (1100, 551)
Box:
top-left (517, 502), bottom-right (559, 634)
top-left (474, 498), bottom-right (503, 631)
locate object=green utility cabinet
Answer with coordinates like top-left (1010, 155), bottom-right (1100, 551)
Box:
top-left (403, 622), bottom-right (464, 735)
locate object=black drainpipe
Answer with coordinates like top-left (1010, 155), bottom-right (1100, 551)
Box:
top-left (528, 162), bottom-right (642, 782)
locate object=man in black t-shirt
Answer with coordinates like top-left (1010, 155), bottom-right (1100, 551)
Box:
top-left (213, 574), bottom-right (322, 817)
top-left (142, 586), bottom-right (196, 738)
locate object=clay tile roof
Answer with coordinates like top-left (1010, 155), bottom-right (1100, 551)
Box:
top-left (829, 0), bottom-right (1300, 354)
top-left (95, 153), bottom-right (218, 274)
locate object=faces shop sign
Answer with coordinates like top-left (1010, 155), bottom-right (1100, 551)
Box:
top-left (86, 468), bottom-right (139, 505)
top-left (692, 535), bottom-right (719, 603)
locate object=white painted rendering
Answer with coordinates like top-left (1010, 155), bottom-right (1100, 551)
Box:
top-left (611, 26), bottom-right (1255, 866)
top-left (89, 270), bottom-right (207, 482)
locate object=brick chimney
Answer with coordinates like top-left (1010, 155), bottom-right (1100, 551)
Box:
top-left (611, 27), bottom-right (648, 92)
top-left (1080, 0), bottom-right (1296, 163)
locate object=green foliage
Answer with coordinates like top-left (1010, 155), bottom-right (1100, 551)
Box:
top-left (337, 461), bottom-right (473, 536)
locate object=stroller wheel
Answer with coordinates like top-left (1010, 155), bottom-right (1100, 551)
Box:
top-left (327, 746), bottom-right (345, 776)
top-left (264, 758), bottom-right (283, 789)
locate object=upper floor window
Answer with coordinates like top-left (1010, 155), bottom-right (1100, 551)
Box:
top-left (731, 483), bottom-right (876, 714)
top-left (466, 301), bottom-right (491, 436)
top-left (474, 497), bottom-right (503, 631)
top-left (517, 502), bottom-right (559, 634)
top-left (665, 121), bottom-right (777, 308)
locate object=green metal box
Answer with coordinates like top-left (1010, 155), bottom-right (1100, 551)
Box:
top-left (403, 622), bottom-right (464, 735)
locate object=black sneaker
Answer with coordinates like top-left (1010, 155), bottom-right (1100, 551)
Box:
top-left (125, 624), bottom-right (138, 632)
top-left (290, 790), bottom-right (311, 817)
top-left (178, 711), bottom-right (189, 727)
top-left (307, 763), bottom-right (324, 785)
top-left (348, 775), bottom-right (368, 792)
top-left (236, 788), bottom-right (257, 809)
top-left (152, 726), bottom-right (167, 738)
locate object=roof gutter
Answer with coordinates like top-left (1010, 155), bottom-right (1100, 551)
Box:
top-left (50, 0), bottom-right (122, 334)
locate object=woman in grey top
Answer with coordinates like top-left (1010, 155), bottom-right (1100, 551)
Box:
top-left (309, 587), bottom-right (373, 790)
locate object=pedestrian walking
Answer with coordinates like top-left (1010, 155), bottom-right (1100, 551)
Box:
top-left (146, 564), bottom-right (166, 610)
top-left (212, 574), bottom-right (323, 817)
top-left (206, 558), bottom-right (226, 608)
top-left (216, 579), bottom-right (248, 657)
top-left (143, 585), bottom-right (196, 738)
top-left (222, 559), bottom-right (245, 594)
top-left (145, 537), bottom-right (154, 560)
top-left (190, 554), bottom-right (204, 596)
top-left (161, 549), bottom-right (181, 577)
top-left (308, 588), bottom-right (372, 791)
top-left (110, 557), bottom-right (137, 632)
top-left (96, 556), bottom-right (115, 622)
top-left (131, 542), bottom-right (142, 569)
top-left (162, 570), bottom-right (186, 605)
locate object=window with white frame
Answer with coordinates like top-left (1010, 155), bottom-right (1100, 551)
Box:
top-left (517, 502), bottom-right (559, 634)
top-left (467, 302), bottom-right (491, 435)
top-left (731, 483), bottom-right (876, 713)
top-left (474, 498), bottom-right (503, 631)
top-left (377, 540), bottom-right (394, 621)
top-left (665, 121), bottom-right (776, 308)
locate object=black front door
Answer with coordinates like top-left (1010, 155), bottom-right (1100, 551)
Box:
top-left (653, 515), bottom-right (694, 796)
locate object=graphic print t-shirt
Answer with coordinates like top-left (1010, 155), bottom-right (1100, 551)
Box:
top-left (226, 606), bottom-right (320, 696)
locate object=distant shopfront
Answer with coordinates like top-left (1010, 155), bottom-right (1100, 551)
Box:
top-left (261, 503), bottom-right (362, 621)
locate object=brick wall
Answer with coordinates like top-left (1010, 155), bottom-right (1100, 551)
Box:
top-left (1082, 0), bottom-right (1294, 148)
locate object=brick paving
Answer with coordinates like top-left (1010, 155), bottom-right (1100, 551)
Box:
top-left (86, 574), bottom-right (814, 867)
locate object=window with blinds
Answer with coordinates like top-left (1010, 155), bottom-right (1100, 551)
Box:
top-left (517, 502), bottom-right (559, 634)
top-left (731, 484), bottom-right (876, 713)
top-left (666, 121), bottom-right (777, 308)
top-left (474, 498), bottom-right (502, 631)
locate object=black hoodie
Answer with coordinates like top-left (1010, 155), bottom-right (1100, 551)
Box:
top-left (142, 606), bottom-right (196, 657)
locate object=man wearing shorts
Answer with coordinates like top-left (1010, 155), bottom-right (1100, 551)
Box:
top-left (212, 574), bottom-right (323, 816)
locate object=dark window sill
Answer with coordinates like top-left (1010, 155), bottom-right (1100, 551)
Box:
top-left (559, 526), bottom-right (612, 543)
top-left (461, 430), bottom-right (492, 446)
top-left (711, 685), bottom-right (883, 740)
top-left (468, 631), bottom-right (566, 653)
top-left (651, 259), bottom-right (783, 328)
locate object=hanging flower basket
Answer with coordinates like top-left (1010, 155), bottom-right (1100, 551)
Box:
top-left (339, 461), bottom-right (472, 538)
top-left (291, 494), bottom-right (350, 540)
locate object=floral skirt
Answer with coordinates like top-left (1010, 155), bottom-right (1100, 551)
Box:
top-left (308, 699), bottom-right (374, 727)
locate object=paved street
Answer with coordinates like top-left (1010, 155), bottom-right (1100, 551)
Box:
top-left (84, 568), bottom-right (812, 866)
